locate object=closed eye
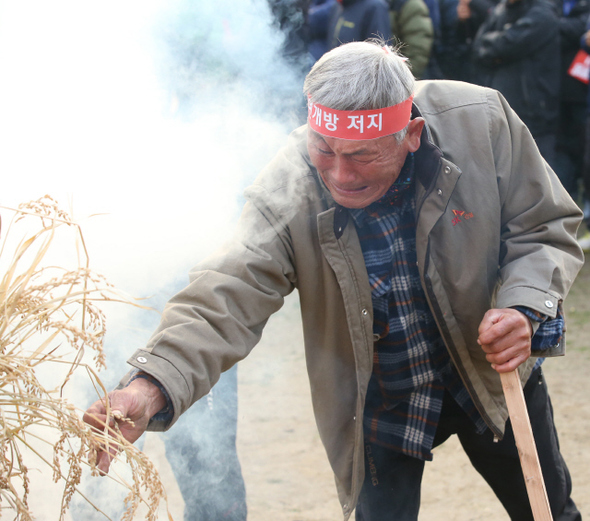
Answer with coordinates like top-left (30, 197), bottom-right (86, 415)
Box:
top-left (317, 147), bottom-right (334, 156)
top-left (348, 152), bottom-right (374, 164)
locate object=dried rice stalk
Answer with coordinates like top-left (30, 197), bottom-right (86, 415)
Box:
top-left (0, 196), bottom-right (172, 520)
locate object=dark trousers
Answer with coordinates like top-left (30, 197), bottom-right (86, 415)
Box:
top-left (584, 117), bottom-right (590, 206)
top-left (552, 101), bottom-right (587, 200)
top-left (355, 368), bottom-right (581, 521)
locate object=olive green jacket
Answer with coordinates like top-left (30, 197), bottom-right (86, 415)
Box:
top-left (125, 80), bottom-right (583, 519)
top-left (390, 0), bottom-right (434, 78)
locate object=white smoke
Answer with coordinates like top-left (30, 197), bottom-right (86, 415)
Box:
top-left (1, 0), bottom-right (308, 347)
top-left (0, 0), bottom-right (309, 518)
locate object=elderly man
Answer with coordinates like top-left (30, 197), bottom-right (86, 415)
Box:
top-left (85, 40), bottom-right (583, 520)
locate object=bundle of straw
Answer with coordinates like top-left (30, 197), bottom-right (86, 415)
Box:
top-left (0, 196), bottom-right (170, 520)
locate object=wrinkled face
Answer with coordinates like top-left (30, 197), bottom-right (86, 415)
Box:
top-left (307, 118), bottom-right (424, 209)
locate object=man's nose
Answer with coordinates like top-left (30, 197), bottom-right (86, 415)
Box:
top-left (331, 157), bottom-right (356, 183)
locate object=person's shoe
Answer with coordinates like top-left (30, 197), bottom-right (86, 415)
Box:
top-left (578, 232), bottom-right (590, 253)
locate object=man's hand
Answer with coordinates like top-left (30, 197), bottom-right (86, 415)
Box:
top-left (477, 308), bottom-right (533, 373)
top-left (83, 376), bottom-right (167, 474)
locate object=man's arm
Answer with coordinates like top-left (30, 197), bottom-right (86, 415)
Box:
top-left (472, 4), bottom-right (559, 65)
top-left (559, 7), bottom-right (588, 46)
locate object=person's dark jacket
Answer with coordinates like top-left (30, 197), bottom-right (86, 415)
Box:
top-left (328, 0), bottom-right (392, 49)
top-left (268, 0), bottom-right (312, 69)
top-left (461, 0), bottom-right (499, 36)
top-left (472, 0), bottom-right (561, 137)
top-left (559, 0), bottom-right (590, 103)
top-left (582, 14), bottom-right (590, 114)
top-left (309, 0), bottom-right (339, 60)
top-left (436, 0), bottom-right (498, 81)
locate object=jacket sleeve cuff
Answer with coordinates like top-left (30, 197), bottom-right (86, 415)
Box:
top-left (120, 349), bottom-right (191, 431)
top-left (496, 285), bottom-right (560, 318)
top-left (122, 370), bottom-right (174, 431)
top-left (512, 305), bottom-right (564, 358)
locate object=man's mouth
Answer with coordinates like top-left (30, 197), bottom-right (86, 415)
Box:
top-left (332, 184), bottom-right (368, 195)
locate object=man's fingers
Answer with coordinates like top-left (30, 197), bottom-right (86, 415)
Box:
top-left (489, 351), bottom-right (530, 373)
top-left (480, 327), bottom-right (524, 354)
top-left (84, 409), bottom-right (120, 435)
top-left (484, 342), bottom-right (525, 364)
top-left (478, 309), bottom-right (505, 336)
top-left (93, 422), bottom-right (128, 475)
top-left (487, 348), bottom-right (531, 373)
top-left (478, 309), bottom-right (531, 350)
top-left (84, 401), bottom-right (130, 475)
top-left (96, 447), bottom-right (118, 475)
top-left (481, 329), bottom-right (531, 369)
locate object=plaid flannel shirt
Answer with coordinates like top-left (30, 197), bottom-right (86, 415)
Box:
top-left (349, 155), bottom-right (562, 461)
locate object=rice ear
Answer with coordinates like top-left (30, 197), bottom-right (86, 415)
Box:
top-left (0, 196), bottom-right (171, 520)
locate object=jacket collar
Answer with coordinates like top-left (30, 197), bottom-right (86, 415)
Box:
top-left (412, 103), bottom-right (443, 193)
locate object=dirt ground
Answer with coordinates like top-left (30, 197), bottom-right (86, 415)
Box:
top-left (145, 260), bottom-right (590, 520)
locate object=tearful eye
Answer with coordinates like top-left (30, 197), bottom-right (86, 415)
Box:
top-left (352, 156), bottom-right (371, 164)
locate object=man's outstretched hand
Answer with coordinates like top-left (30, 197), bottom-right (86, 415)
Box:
top-left (83, 376), bottom-right (167, 474)
top-left (478, 308), bottom-right (533, 373)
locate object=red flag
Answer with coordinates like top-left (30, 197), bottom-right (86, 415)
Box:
top-left (568, 49), bottom-right (590, 85)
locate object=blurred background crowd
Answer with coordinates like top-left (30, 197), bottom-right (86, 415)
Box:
top-left (268, 0), bottom-right (590, 250)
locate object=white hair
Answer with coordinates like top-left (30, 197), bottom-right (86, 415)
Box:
top-left (303, 40), bottom-right (415, 142)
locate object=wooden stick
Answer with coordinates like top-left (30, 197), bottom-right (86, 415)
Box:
top-left (500, 369), bottom-right (553, 521)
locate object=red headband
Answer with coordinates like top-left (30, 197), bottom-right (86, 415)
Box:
top-left (307, 95), bottom-right (414, 140)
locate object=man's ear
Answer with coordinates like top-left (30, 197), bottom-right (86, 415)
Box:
top-left (406, 117), bottom-right (425, 153)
